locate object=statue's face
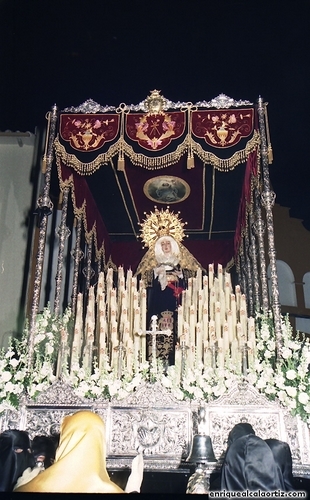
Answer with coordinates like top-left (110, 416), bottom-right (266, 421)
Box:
top-left (161, 240), bottom-right (172, 254)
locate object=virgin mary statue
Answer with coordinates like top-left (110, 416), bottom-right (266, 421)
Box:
top-left (135, 207), bottom-right (203, 365)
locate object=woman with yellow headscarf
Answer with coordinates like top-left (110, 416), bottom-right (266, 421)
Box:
top-left (14, 410), bottom-right (142, 493)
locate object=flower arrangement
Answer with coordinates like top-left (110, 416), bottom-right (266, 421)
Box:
top-left (0, 305), bottom-right (309, 425)
top-left (0, 305), bottom-right (72, 411)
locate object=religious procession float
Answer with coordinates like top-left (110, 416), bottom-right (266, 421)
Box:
top-left (0, 91), bottom-right (309, 476)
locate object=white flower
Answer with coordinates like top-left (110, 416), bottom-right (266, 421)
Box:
top-left (161, 376), bottom-right (172, 389)
top-left (267, 340), bottom-right (275, 351)
top-left (193, 386), bottom-right (204, 399)
top-left (286, 386), bottom-right (297, 398)
top-left (298, 392), bottom-right (309, 405)
top-left (14, 370), bottom-right (26, 381)
top-left (287, 398), bottom-right (297, 410)
top-left (9, 358), bottom-right (19, 368)
top-left (281, 348), bottom-right (292, 360)
top-left (45, 344), bottom-right (54, 355)
top-left (288, 341), bottom-right (301, 351)
top-left (256, 377), bottom-right (266, 389)
top-left (286, 369), bottom-right (297, 380)
top-left (91, 385), bottom-right (102, 396)
top-left (274, 374), bottom-right (285, 389)
top-left (264, 350), bottom-right (273, 359)
top-left (1, 371), bottom-right (12, 382)
top-left (277, 390), bottom-right (287, 402)
top-left (4, 381), bottom-right (16, 393)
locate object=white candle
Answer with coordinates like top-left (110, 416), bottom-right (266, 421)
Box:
top-left (189, 305), bottom-right (196, 345)
top-left (198, 291), bottom-right (203, 324)
top-left (217, 263), bottom-right (223, 291)
top-left (231, 294), bottom-right (237, 330)
top-left (184, 322), bottom-right (190, 346)
top-left (227, 310), bottom-right (234, 343)
top-left (209, 289), bottom-right (215, 321)
top-left (203, 276), bottom-right (209, 305)
top-left (215, 301), bottom-right (221, 341)
top-left (126, 337), bottom-right (134, 375)
top-left (178, 305), bottom-right (184, 341)
top-left (196, 322), bottom-right (202, 367)
top-left (248, 316), bottom-right (256, 342)
top-left (223, 321), bottom-right (230, 355)
top-left (208, 320), bottom-right (215, 346)
top-left (208, 263), bottom-right (214, 290)
top-left (224, 274), bottom-right (231, 312)
top-left (217, 338), bottom-right (224, 368)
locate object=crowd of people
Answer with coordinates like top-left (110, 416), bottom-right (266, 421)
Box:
top-left (0, 413), bottom-right (307, 495)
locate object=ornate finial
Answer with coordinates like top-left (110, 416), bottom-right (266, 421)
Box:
top-left (139, 206), bottom-right (186, 248)
top-left (145, 90), bottom-right (166, 115)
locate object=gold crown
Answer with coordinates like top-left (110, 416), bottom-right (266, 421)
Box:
top-left (139, 206), bottom-right (186, 248)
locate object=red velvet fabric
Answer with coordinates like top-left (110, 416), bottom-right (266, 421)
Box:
top-left (126, 111), bottom-right (185, 151)
top-left (59, 113), bottom-right (120, 152)
top-left (123, 155), bottom-right (205, 230)
top-left (191, 108), bottom-right (254, 148)
top-left (234, 150), bottom-right (258, 255)
top-left (59, 162), bottom-right (111, 257)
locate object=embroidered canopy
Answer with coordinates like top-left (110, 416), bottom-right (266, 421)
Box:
top-left (53, 91), bottom-right (264, 272)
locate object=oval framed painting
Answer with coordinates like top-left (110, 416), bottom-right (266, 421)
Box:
top-left (143, 175), bottom-right (190, 204)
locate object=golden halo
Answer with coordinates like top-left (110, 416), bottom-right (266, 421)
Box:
top-left (139, 206), bottom-right (186, 248)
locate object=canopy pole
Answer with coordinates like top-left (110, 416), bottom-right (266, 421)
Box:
top-left (257, 97), bottom-right (282, 357)
top-left (27, 104), bottom-right (58, 369)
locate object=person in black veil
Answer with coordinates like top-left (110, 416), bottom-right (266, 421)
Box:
top-left (0, 429), bottom-right (34, 491)
top-left (31, 434), bottom-right (59, 469)
top-left (220, 423), bottom-right (283, 493)
top-left (265, 438), bottom-right (295, 492)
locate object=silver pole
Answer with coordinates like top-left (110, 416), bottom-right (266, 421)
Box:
top-left (27, 105), bottom-right (58, 370)
top-left (257, 97), bottom-right (282, 356)
top-left (54, 187), bottom-right (70, 316)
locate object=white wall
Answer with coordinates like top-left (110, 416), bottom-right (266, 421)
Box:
top-left (0, 132), bottom-right (38, 349)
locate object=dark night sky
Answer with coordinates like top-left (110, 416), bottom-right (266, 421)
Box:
top-left (0, 0), bottom-right (309, 229)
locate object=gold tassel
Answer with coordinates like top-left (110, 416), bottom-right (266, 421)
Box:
top-left (117, 152), bottom-right (125, 171)
top-left (187, 154), bottom-right (195, 169)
